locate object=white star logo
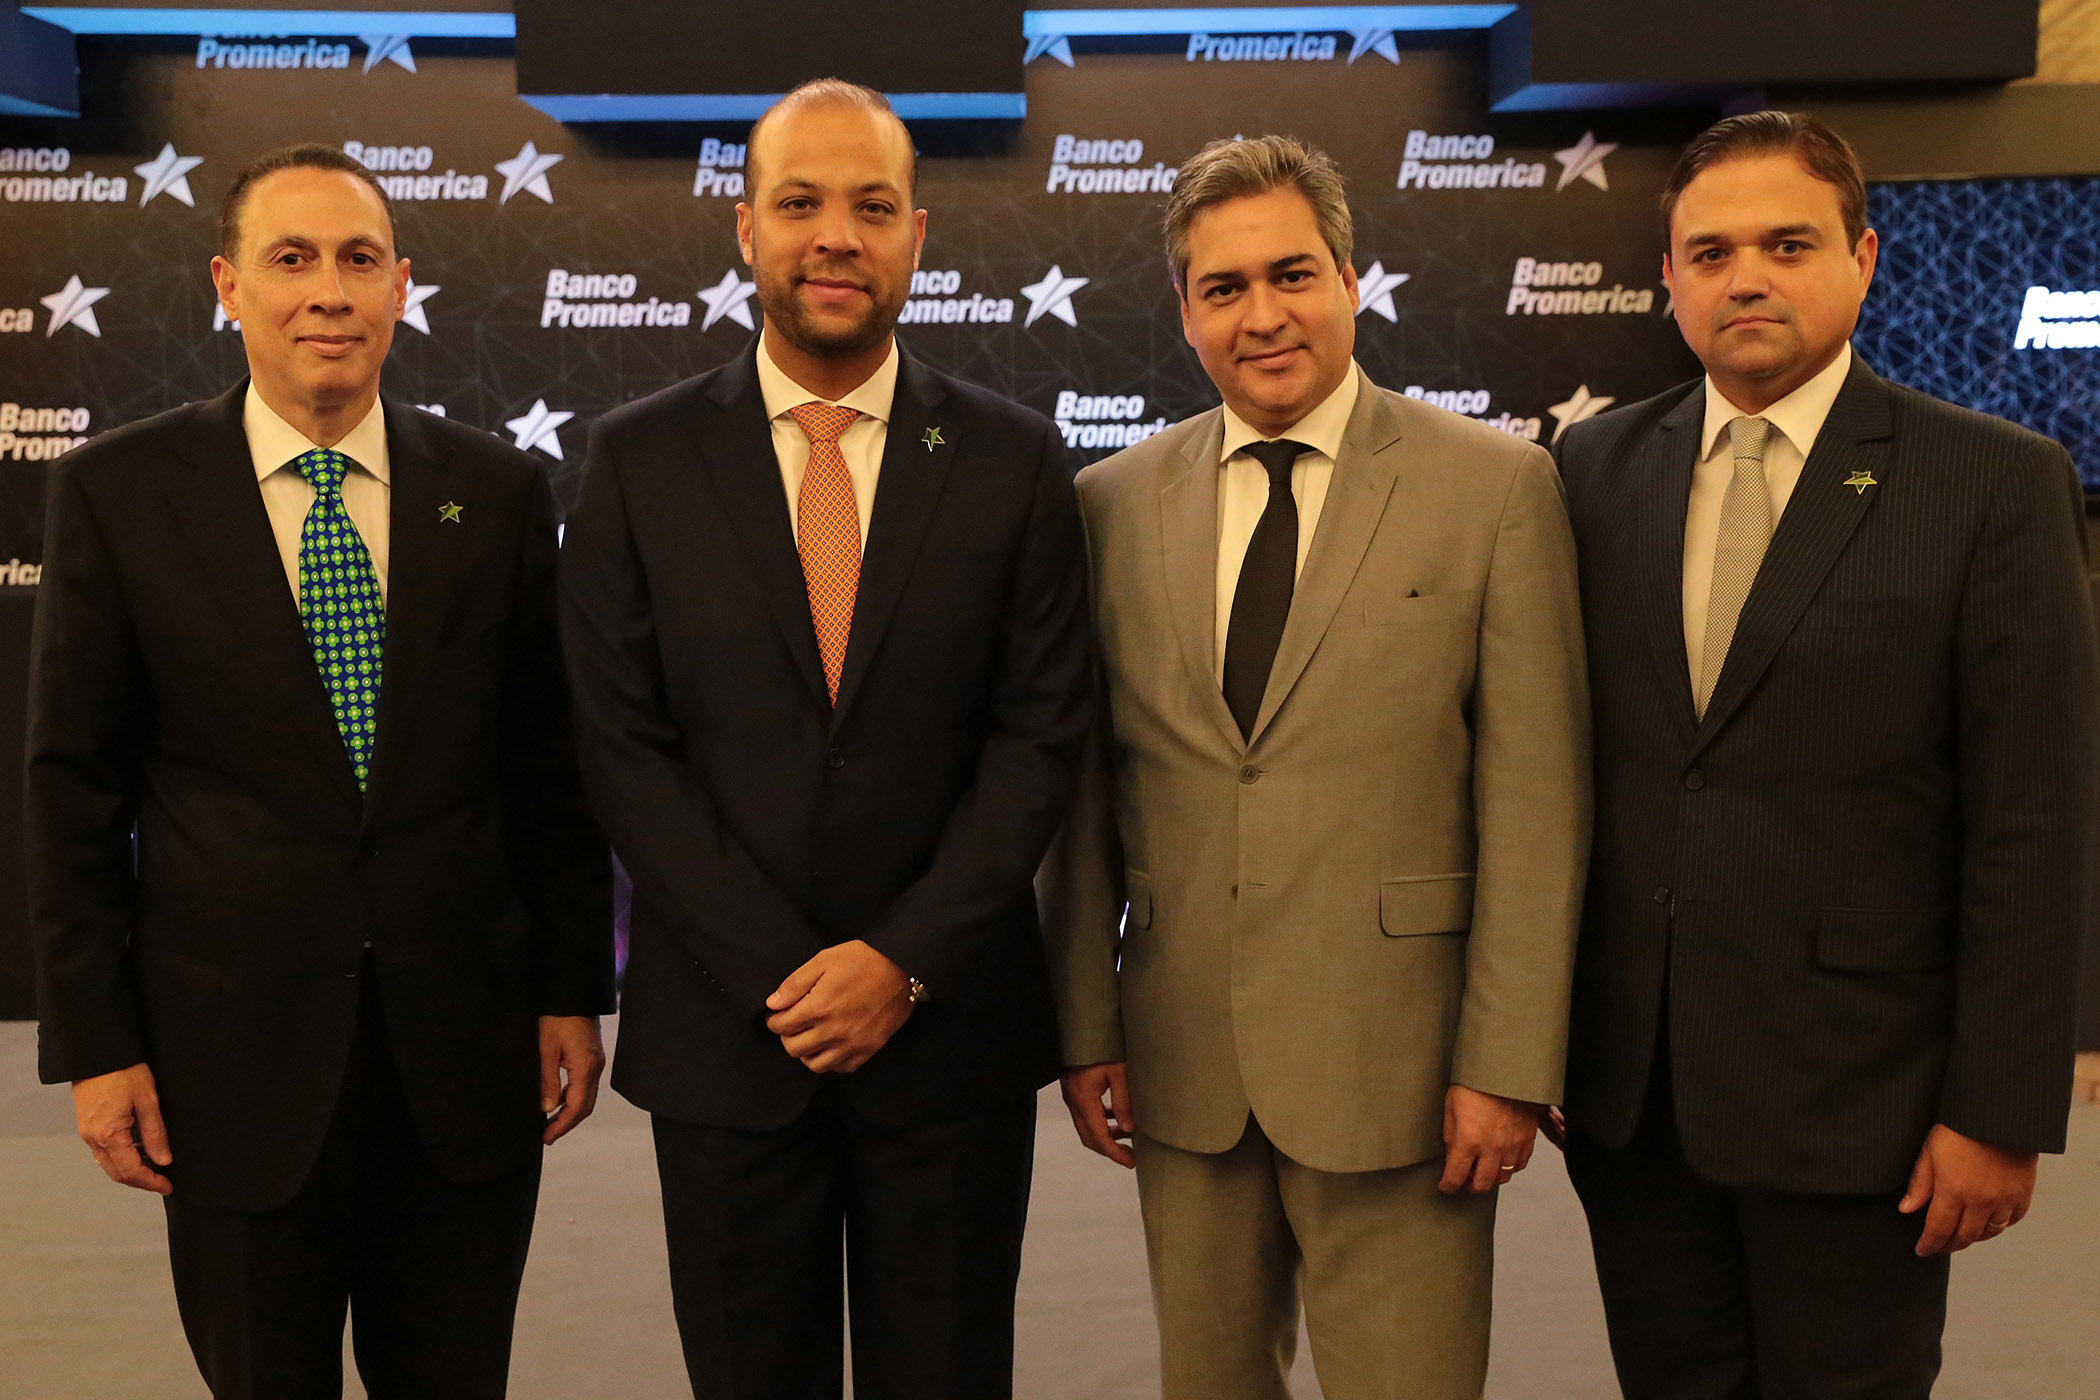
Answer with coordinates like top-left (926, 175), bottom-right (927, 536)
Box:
top-left (134, 143), bottom-right (204, 207)
top-left (1025, 33), bottom-right (1074, 66)
top-left (1547, 385), bottom-right (1616, 443)
top-left (1020, 265), bottom-right (1087, 329)
top-left (494, 141), bottom-right (563, 205)
top-left (1355, 260), bottom-right (1411, 322)
top-left (1553, 130), bottom-right (1619, 193)
top-left (1348, 29), bottom-right (1400, 64)
top-left (696, 269), bottom-right (759, 332)
top-left (399, 278), bottom-right (440, 335)
top-left (505, 399), bottom-right (575, 459)
top-left (41, 275), bottom-right (109, 339)
top-left (360, 35), bottom-right (416, 74)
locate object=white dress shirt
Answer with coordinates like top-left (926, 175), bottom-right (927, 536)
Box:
top-left (1682, 342), bottom-right (1853, 686)
top-left (245, 384), bottom-right (391, 606)
top-left (1213, 364), bottom-right (1362, 682)
top-left (755, 330), bottom-right (900, 551)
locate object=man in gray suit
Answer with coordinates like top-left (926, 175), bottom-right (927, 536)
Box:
top-left (1044, 135), bottom-right (1591, 1400)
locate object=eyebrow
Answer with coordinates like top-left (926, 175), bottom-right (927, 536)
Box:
top-left (774, 178), bottom-right (903, 197)
top-left (258, 233), bottom-right (387, 254)
top-left (1193, 252), bottom-right (1319, 289)
top-left (1682, 223), bottom-right (1822, 248)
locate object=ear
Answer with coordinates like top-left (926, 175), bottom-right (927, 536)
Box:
top-left (1177, 280), bottom-right (1195, 348)
top-left (209, 254), bottom-right (239, 320)
top-left (1853, 226), bottom-right (1879, 293)
top-left (1340, 258), bottom-right (1360, 313)
top-left (735, 202), bottom-right (756, 267)
top-left (1661, 250), bottom-right (1677, 300)
top-left (393, 256), bottom-right (412, 318)
top-left (911, 206), bottom-right (928, 266)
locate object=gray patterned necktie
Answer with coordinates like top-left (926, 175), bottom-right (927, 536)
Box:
top-left (1695, 415), bottom-right (1773, 717)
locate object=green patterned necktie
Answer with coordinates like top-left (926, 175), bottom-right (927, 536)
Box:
top-left (291, 447), bottom-right (385, 789)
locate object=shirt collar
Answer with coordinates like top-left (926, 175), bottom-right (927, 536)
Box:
top-left (1219, 362), bottom-right (1362, 466)
top-left (244, 383), bottom-right (391, 485)
top-left (756, 330), bottom-right (901, 428)
top-left (1699, 341), bottom-right (1852, 463)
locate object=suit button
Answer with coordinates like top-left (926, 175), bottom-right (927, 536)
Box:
top-left (1652, 886), bottom-right (1671, 905)
top-left (1239, 765), bottom-right (1260, 784)
top-left (1683, 770), bottom-right (1705, 791)
top-left (826, 748), bottom-right (845, 770)
top-left (359, 839), bottom-right (380, 859)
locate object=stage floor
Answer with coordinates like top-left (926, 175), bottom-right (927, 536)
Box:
top-left (3, 1018), bottom-right (2094, 1398)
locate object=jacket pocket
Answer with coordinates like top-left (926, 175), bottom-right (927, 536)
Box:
top-left (1815, 907), bottom-right (1952, 972)
top-left (1123, 872), bottom-right (1153, 931)
top-left (1364, 588), bottom-right (1480, 627)
top-left (1379, 873), bottom-right (1476, 937)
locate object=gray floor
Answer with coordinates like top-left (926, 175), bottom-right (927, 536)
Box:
top-left (3, 1018), bottom-right (2095, 1399)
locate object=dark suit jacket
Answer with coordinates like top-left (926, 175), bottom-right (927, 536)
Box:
top-left (27, 383), bottom-right (613, 1212)
top-left (1557, 355), bottom-right (2096, 1195)
top-left (559, 341), bottom-right (1090, 1132)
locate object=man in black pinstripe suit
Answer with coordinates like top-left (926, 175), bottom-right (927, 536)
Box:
top-left (1553, 111), bottom-right (2096, 1400)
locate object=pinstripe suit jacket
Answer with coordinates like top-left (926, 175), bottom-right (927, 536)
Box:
top-left (1556, 354), bottom-right (2096, 1194)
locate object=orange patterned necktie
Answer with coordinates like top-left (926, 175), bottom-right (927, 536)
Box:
top-left (788, 402), bottom-right (862, 704)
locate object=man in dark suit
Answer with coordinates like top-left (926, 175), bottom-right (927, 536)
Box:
top-left (558, 80), bottom-right (1089, 1399)
top-left (28, 144), bottom-right (612, 1399)
top-left (1554, 110), bottom-right (2096, 1399)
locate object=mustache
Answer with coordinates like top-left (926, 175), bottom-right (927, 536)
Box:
top-left (794, 262), bottom-right (868, 288)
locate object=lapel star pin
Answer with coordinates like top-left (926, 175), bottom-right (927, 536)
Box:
top-left (1843, 471), bottom-right (1877, 495)
top-left (922, 426), bottom-right (945, 452)
top-left (438, 500), bottom-right (464, 523)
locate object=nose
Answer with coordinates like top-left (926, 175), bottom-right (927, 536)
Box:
top-left (810, 203), bottom-right (863, 259)
top-left (310, 259), bottom-right (352, 313)
top-left (1725, 251), bottom-right (1772, 301)
top-left (1241, 281), bottom-right (1288, 336)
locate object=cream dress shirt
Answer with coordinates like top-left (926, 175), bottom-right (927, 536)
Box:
top-left (755, 330), bottom-right (900, 552)
top-left (245, 384), bottom-right (391, 606)
top-left (1682, 342), bottom-right (1852, 686)
top-left (1213, 364), bottom-right (1363, 682)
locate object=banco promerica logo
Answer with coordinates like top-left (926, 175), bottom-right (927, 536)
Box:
top-left (359, 35), bottom-right (415, 74)
top-left (1186, 31), bottom-right (1341, 62)
top-left (0, 401), bottom-right (92, 465)
top-left (1053, 390), bottom-right (1169, 452)
top-left (2014, 286), bottom-right (2100, 350)
top-left (1355, 262), bottom-right (1410, 322)
top-left (506, 400), bottom-right (574, 459)
top-left (1046, 136), bottom-right (1178, 196)
top-left (697, 271), bottom-right (758, 331)
top-left (495, 142), bottom-right (562, 205)
top-left (1395, 131), bottom-right (1548, 192)
top-left (1506, 259), bottom-right (1654, 316)
top-left (899, 270), bottom-right (1016, 326)
top-left (41, 276), bottom-right (110, 338)
top-left (1547, 386), bottom-right (1616, 443)
top-left (399, 279), bottom-right (439, 335)
top-left (1021, 266), bottom-right (1087, 329)
top-left (344, 142), bottom-right (490, 201)
top-left (1401, 387), bottom-right (1541, 442)
top-left (542, 270), bottom-right (692, 329)
top-left (195, 35), bottom-right (354, 69)
top-left (135, 145), bottom-right (204, 207)
top-left (0, 146), bottom-right (128, 204)
top-left (692, 139), bottom-right (747, 198)
top-left (1553, 131), bottom-right (1618, 193)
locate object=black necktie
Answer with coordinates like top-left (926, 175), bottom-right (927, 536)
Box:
top-left (1222, 438), bottom-right (1309, 740)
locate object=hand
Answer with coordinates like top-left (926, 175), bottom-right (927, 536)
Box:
top-left (764, 940), bottom-right (914, 1074)
top-left (1061, 1062), bottom-right (1136, 1169)
top-left (1541, 1105), bottom-right (1570, 1151)
top-left (1439, 1084), bottom-right (1544, 1195)
top-left (1898, 1123), bottom-right (2038, 1255)
top-left (2074, 1052), bottom-right (2100, 1109)
top-left (539, 1015), bottom-right (605, 1145)
top-left (73, 1063), bottom-right (173, 1195)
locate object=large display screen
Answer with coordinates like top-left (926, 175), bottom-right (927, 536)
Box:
top-left (1854, 177), bottom-right (2100, 490)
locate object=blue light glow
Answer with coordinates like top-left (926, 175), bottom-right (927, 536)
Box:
top-left (1022, 6), bottom-right (1515, 36)
top-left (22, 8), bottom-right (517, 37)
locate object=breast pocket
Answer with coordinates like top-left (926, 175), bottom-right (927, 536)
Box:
top-left (1363, 589), bottom-right (1480, 628)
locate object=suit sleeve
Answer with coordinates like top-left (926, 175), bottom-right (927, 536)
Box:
top-left (1037, 474), bottom-right (1126, 1066)
top-left (503, 470), bottom-right (616, 1016)
top-left (558, 420), bottom-right (828, 1013)
top-left (1940, 439), bottom-right (2096, 1152)
top-left (1451, 443), bottom-right (1593, 1104)
top-left (25, 460), bottom-right (148, 1084)
top-left (861, 419), bottom-right (1093, 991)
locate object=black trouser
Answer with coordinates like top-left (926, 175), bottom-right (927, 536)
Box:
top-left (652, 1084), bottom-right (1038, 1400)
top-left (1563, 1043), bottom-right (1949, 1400)
top-left (162, 973), bottom-right (541, 1400)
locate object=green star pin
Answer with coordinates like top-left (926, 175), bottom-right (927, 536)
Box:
top-left (922, 426), bottom-right (945, 452)
top-left (1843, 472), bottom-right (1877, 495)
top-left (438, 500), bottom-right (464, 523)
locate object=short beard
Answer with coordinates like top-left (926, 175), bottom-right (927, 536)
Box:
top-left (754, 265), bottom-right (906, 360)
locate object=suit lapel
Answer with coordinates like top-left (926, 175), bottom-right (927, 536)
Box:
top-left (698, 342), bottom-right (831, 708)
top-left (1636, 388), bottom-right (1704, 743)
top-left (830, 350), bottom-right (957, 730)
top-left (1157, 412), bottom-right (1244, 752)
top-left (360, 400), bottom-right (464, 818)
top-left (1690, 357), bottom-right (1894, 754)
top-left (162, 382), bottom-right (360, 806)
top-left (1248, 378), bottom-right (1400, 744)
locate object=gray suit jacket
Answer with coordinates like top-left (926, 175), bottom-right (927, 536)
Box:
top-left (1044, 373), bottom-right (1592, 1172)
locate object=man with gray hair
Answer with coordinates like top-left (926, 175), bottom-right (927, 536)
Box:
top-left (1044, 134), bottom-right (1590, 1400)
